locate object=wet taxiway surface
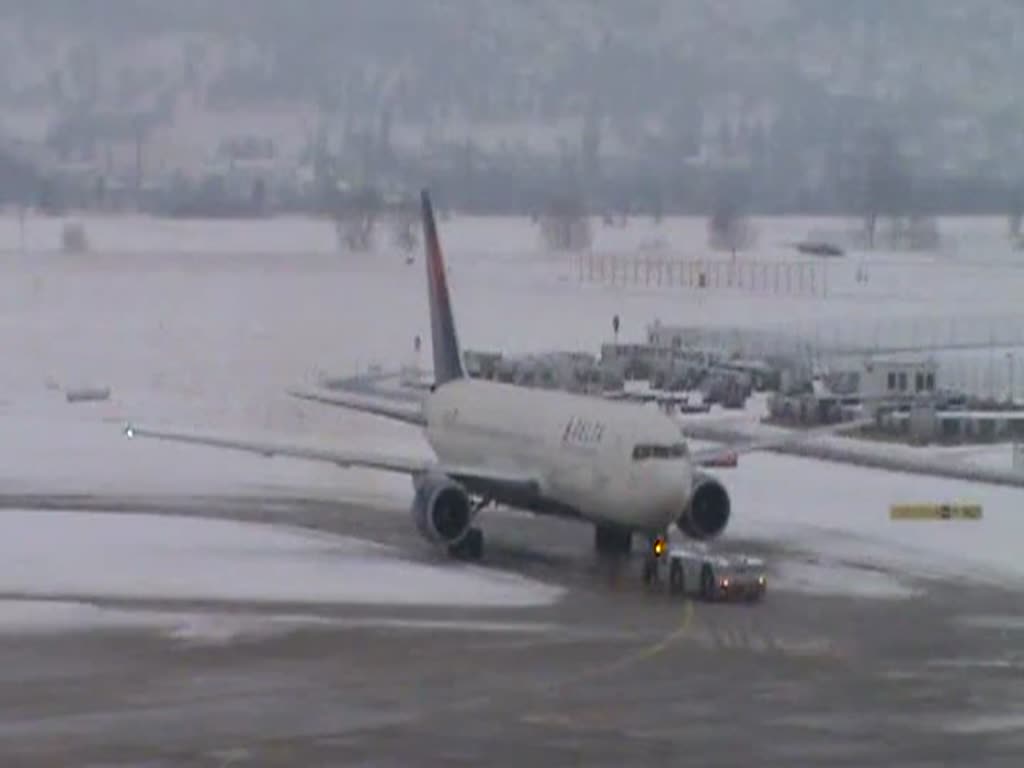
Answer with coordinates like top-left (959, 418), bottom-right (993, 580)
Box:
top-left (1, 494), bottom-right (1023, 767)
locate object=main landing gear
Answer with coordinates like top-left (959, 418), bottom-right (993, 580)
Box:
top-left (448, 527), bottom-right (484, 561)
top-left (594, 524), bottom-right (668, 586)
top-left (594, 524), bottom-right (632, 556)
top-left (447, 498), bottom-right (491, 562)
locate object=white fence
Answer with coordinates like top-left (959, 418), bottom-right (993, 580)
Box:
top-left (573, 252), bottom-right (829, 298)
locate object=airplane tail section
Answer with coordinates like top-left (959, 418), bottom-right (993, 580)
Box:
top-left (421, 189), bottom-right (465, 385)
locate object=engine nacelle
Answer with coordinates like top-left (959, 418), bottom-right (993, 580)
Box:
top-left (411, 474), bottom-right (473, 546)
top-left (677, 475), bottom-right (731, 540)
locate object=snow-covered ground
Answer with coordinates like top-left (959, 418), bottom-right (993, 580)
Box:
top-left (723, 450), bottom-right (1024, 587)
top-left (0, 509), bottom-right (563, 609)
top-left (0, 408), bottom-right (418, 508)
top-left (936, 442), bottom-right (1018, 472)
top-left (0, 600), bottom-right (564, 642)
top-left (1, 211), bottom-right (1023, 608)
top-left (768, 560), bottom-right (920, 600)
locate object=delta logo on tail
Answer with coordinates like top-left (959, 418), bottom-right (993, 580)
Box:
top-left (420, 189), bottom-right (465, 385)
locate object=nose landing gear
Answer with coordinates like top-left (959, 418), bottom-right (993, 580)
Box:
top-left (641, 533), bottom-right (668, 587)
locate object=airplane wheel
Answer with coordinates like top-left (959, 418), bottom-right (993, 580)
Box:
top-left (449, 528), bottom-right (484, 561)
top-left (669, 560), bottom-right (685, 595)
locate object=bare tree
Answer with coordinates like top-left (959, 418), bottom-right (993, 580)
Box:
top-left (860, 126), bottom-right (910, 249)
top-left (61, 221), bottom-right (89, 253)
top-left (651, 184), bottom-right (663, 225)
top-left (334, 185), bottom-right (382, 252)
top-left (580, 106), bottom-right (602, 186)
top-left (707, 182), bottom-right (754, 255)
top-left (390, 196), bottom-right (419, 254)
top-left (873, 162), bottom-right (942, 251)
top-left (539, 194), bottom-right (592, 252)
top-left (885, 210), bottom-right (940, 252)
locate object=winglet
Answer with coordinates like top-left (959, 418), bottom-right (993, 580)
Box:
top-left (421, 189), bottom-right (465, 385)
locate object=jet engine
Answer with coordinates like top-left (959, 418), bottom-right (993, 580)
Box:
top-left (411, 474), bottom-right (474, 546)
top-left (676, 474), bottom-right (731, 540)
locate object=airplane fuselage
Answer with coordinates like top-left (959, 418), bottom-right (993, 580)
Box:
top-left (422, 378), bottom-right (693, 533)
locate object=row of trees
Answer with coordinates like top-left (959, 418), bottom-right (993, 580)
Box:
top-left (309, 168), bottom-right (1015, 257)
top-left (327, 185), bottom-right (419, 254)
top-left (528, 124), bottom-right (1019, 254)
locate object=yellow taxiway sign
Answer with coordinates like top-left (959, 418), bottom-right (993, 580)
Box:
top-left (890, 503), bottom-right (983, 521)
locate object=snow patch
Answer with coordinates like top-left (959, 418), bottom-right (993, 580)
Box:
top-left (0, 412), bottom-right (418, 508)
top-left (955, 614), bottom-right (1024, 632)
top-left (771, 559), bottom-right (918, 600)
top-left (724, 452), bottom-right (1024, 588)
top-left (0, 510), bottom-right (564, 608)
top-left (945, 713), bottom-right (1024, 735)
top-left (0, 599), bottom-right (165, 633)
top-left (0, 599), bottom-right (563, 642)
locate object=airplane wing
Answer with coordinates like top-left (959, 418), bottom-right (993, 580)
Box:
top-left (683, 416), bottom-right (1024, 488)
top-left (122, 423), bottom-right (540, 499)
top-left (287, 387), bottom-right (427, 427)
top-left (687, 417), bottom-right (875, 466)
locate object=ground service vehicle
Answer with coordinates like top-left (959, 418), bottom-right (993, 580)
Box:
top-left (647, 545), bottom-right (767, 602)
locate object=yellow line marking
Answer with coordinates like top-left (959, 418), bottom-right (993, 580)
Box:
top-left (445, 601), bottom-right (697, 720)
top-left (544, 599), bottom-right (696, 689)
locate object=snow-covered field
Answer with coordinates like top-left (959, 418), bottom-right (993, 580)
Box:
top-left (0, 509), bottom-right (563, 627)
top-left (1, 211), bottom-right (1023, 613)
top-left (0, 410), bottom-right (418, 507)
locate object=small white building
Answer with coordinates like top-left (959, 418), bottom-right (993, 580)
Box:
top-left (857, 356), bottom-right (938, 399)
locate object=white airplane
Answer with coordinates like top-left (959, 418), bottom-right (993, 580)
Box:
top-left (124, 190), bottom-right (868, 564)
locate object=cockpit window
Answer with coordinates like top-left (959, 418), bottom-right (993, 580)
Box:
top-left (632, 442), bottom-right (688, 460)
